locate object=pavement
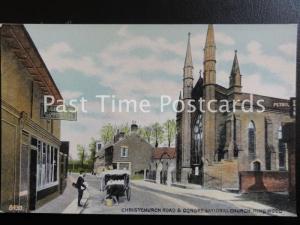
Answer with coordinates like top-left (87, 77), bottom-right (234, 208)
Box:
top-left (32, 173), bottom-right (89, 214)
top-left (133, 180), bottom-right (297, 217)
top-left (62, 175), bottom-right (90, 214)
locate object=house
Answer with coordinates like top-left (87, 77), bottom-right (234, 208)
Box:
top-left (147, 147), bottom-right (176, 185)
top-left (94, 123), bottom-right (153, 176)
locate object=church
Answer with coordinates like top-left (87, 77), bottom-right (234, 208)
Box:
top-left (176, 25), bottom-right (295, 189)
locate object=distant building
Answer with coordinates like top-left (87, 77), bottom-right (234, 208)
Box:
top-left (94, 123), bottom-right (153, 175)
top-left (147, 147), bottom-right (176, 185)
top-left (176, 24), bottom-right (295, 189)
top-left (1, 24), bottom-right (69, 212)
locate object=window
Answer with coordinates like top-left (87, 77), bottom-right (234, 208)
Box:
top-left (278, 125), bottom-right (286, 170)
top-left (120, 147), bottom-right (128, 158)
top-left (34, 139), bottom-right (59, 190)
top-left (193, 114), bottom-right (203, 164)
top-left (248, 121), bottom-right (256, 155)
top-left (96, 142), bottom-right (102, 152)
top-left (37, 141), bottom-right (42, 188)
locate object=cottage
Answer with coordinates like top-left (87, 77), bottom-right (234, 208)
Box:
top-left (94, 123), bottom-right (153, 176)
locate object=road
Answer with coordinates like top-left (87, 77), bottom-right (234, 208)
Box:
top-left (81, 174), bottom-right (250, 215)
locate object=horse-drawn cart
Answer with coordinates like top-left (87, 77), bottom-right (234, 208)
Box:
top-left (99, 170), bottom-right (131, 205)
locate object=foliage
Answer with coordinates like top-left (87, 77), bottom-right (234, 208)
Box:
top-left (138, 126), bottom-right (152, 143)
top-left (77, 144), bottom-right (87, 168)
top-left (152, 122), bottom-right (164, 147)
top-left (163, 119), bottom-right (176, 147)
top-left (87, 137), bottom-right (97, 170)
top-left (100, 123), bottom-right (117, 144)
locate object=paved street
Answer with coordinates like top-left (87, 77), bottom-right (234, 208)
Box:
top-left (81, 174), bottom-right (248, 215)
top-left (31, 174), bottom-right (296, 216)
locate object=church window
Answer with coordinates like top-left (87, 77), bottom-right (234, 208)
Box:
top-left (193, 114), bottom-right (203, 164)
top-left (248, 121), bottom-right (256, 155)
top-left (278, 126), bottom-right (286, 170)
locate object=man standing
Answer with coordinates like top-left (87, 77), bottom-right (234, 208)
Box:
top-left (76, 171), bottom-right (87, 207)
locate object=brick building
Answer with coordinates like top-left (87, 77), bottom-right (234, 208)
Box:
top-left (1, 24), bottom-right (68, 212)
top-left (176, 24), bottom-right (295, 189)
top-left (94, 123), bottom-right (153, 175)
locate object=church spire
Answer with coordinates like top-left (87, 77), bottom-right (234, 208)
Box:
top-left (229, 50), bottom-right (242, 92)
top-left (203, 24), bottom-right (216, 86)
top-left (231, 50), bottom-right (240, 75)
top-left (184, 32), bottom-right (193, 69)
top-left (205, 24), bottom-right (215, 49)
top-left (183, 32), bottom-right (193, 99)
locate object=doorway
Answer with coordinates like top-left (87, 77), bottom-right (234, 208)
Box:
top-left (29, 149), bottom-right (37, 210)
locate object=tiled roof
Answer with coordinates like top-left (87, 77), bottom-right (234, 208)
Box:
top-left (152, 147), bottom-right (176, 159)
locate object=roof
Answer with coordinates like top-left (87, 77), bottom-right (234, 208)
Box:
top-left (1, 24), bottom-right (62, 101)
top-left (100, 169), bottom-right (131, 176)
top-left (152, 147), bottom-right (176, 159)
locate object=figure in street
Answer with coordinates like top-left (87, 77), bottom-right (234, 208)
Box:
top-left (76, 171), bottom-right (87, 207)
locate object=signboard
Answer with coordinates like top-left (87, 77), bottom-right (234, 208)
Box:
top-left (40, 104), bottom-right (77, 121)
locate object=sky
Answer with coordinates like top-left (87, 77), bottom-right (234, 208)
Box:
top-left (25, 24), bottom-right (297, 159)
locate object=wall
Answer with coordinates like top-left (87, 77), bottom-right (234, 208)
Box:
top-left (237, 111), bottom-right (292, 172)
top-left (239, 171), bottom-right (288, 193)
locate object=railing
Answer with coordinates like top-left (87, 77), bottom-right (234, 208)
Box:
top-left (145, 170), bottom-right (156, 181)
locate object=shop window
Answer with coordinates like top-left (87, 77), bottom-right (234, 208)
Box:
top-left (36, 140), bottom-right (59, 190)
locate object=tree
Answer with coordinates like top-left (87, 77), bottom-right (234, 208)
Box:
top-left (100, 123), bottom-right (116, 144)
top-left (164, 119), bottom-right (176, 147)
top-left (138, 126), bottom-right (152, 143)
top-left (88, 138), bottom-right (97, 171)
top-left (152, 122), bottom-right (164, 147)
top-left (77, 144), bottom-right (87, 168)
top-left (118, 123), bottom-right (131, 135)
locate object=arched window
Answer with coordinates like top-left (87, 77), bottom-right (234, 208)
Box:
top-left (248, 121), bottom-right (256, 155)
top-left (278, 125), bottom-right (286, 170)
top-left (193, 114), bottom-right (203, 164)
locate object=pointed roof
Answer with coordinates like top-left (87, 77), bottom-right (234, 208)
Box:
top-left (184, 32), bottom-right (193, 68)
top-left (231, 50), bottom-right (240, 75)
top-left (205, 24), bottom-right (215, 47)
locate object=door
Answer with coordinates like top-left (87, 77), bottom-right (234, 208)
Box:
top-left (29, 149), bottom-right (37, 210)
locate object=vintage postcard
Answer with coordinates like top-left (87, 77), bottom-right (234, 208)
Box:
top-left (0, 23), bottom-right (297, 216)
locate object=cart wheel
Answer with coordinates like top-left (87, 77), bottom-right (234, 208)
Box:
top-left (126, 187), bottom-right (131, 201)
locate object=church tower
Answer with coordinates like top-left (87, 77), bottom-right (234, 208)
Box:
top-left (180, 32), bottom-right (193, 182)
top-left (203, 24), bottom-right (217, 165)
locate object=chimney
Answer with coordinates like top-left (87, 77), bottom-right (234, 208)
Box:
top-left (114, 129), bottom-right (120, 143)
top-left (131, 121), bottom-right (138, 133)
top-left (119, 131), bottom-right (125, 139)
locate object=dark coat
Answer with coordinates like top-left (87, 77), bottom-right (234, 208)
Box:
top-left (76, 176), bottom-right (86, 191)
